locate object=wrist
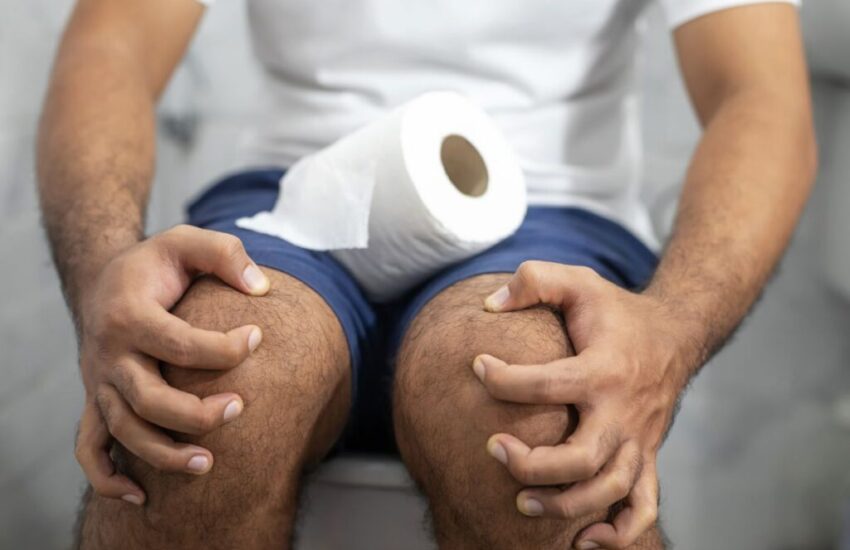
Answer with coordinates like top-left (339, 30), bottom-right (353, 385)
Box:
top-left (63, 232), bottom-right (142, 328)
top-left (641, 285), bottom-right (711, 380)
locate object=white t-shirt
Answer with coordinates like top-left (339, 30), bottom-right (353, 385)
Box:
top-left (225, 0), bottom-right (799, 249)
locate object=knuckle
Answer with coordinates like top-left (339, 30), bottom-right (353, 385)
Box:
top-left (573, 265), bottom-right (597, 280)
top-left (219, 235), bottom-right (246, 263)
top-left (108, 416), bottom-right (128, 440)
top-left (87, 337), bottom-right (112, 364)
top-left (637, 498), bottom-right (660, 528)
top-left (191, 407), bottom-right (218, 434)
top-left (220, 338), bottom-right (245, 366)
top-left (91, 310), bottom-right (123, 340)
top-left (95, 389), bottom-right (128, 439)
top-left (74, 441), bottom-right (88, 464)
top-left (89, 480), bottom-right (111, 497)
top-left (155, 450), bottom-right (188, 472)
top-left (516, 261), bottom-right (543, 286)
top-left (171, 343), bottom-right (192, 365)
top-left (168, 224), bottom-right (193, 239)
top-left (645, 505), bottom-right (659, 526)
top-left (110, 363), bottom-right (138, 401)
top-left (574, 447), bottom-right (601, 478)
top-left (164, 334), bottom-right (195, 365)
top-left (147, 453), bottom-right (172, 472)
top-left (555, 496), bottom-right (578, 518)
top-left (484, 366), bottom-right (507, 394)
top-left (610, 469), bottom-right (632, 499)
top-left (95, 386), bottom-right (116, 424)
top-left (132, 388), bottom-right (158, 420)
top-left (98, 304), bottom-right (128, 335)
top-left (158, 224), bottom-right (194, 253)
top-left (514, 459), bottom-right (540, 485)
top-left (573, 265), bottom-right (603, 295)
top-left (531, 374), bottom-right (556, 401)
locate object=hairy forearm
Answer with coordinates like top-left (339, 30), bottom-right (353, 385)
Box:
top-left (646, 89), bottom-right (817, 369)
top-left (37, 39), bottom-right (156, 320)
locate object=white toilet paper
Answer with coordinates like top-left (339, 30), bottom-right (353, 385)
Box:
top-left (237, 91), bottom-right (527, 302)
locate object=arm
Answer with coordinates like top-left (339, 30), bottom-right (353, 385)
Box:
top-left (470, 4), bottom-right (816, 549)
top-left (38, 0), bottom-right (201, 315)
top-left (648, 2), bottom-right (817, 365)
top-left (38, 0), bottom-right (270, 504)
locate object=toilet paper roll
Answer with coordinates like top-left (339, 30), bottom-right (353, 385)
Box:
top-left (237, 91), bottom-right (527, 302)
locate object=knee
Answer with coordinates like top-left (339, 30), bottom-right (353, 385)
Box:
top-left (466, 301), bottom-right (575, 448)
top-left (462, 303), bottom-right (576, 451)
top-left (393, 275), bottom-right (668, 549)
top-left (162, 273), bottom-right (347, 454)
top-left (395, 273), bottom-right (576, 469)
top-left (393, 275), bottom-right (589, 547)
top-left (116, 270), bottom-right (350, 505)
top-left (164, 272), bottom-right (348, 404)
top-left (80, 271), bottom-right (350, 547)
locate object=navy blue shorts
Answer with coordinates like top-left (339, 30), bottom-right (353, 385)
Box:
top-left (186, 169), bottom-right (658, 454)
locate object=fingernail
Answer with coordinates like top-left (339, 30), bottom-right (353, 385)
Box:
top-left (121, 494), bottom-right (143, 506)
top-left (186, 454), bottom-right (211, 473)
top-left (519, 497), bottom-right (543, 517)
top-left (484, 286), bottom-right (510, 312)
top-left (472, 356), bottom-right (486, 382)
top-left (242, 264), bottom-right (269, 295)
top-left (487, 438), bottom-right (508, 465)
top-left (223, 399), bottom-right (243, 422)
top-left (248, 327), bottom-right (262, 352)
top-left (577, 541), bottom-right (600, 550)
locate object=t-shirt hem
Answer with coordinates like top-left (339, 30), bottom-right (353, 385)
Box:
top-left (663, 0), bottom-right (801, 30)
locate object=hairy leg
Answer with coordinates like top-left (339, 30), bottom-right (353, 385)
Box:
top-left (394, 274), bottom-right (664, 549)
top-left (76, 268), bottom-right (350, 549)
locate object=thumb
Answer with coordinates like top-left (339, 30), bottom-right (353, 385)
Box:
top-left (484, 261), bottom-right (593, 312)
top-left (161, 225), bottom-right (270, 296)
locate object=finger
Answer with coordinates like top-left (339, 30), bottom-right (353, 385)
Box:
top-left (484, 261), bottom-right (599, 313)
top-left (487, 413), bottom-right (622, 486)
top-left (133, 307), bottom-right (262, 369)
top-left (575, 460), bottom-right (659, 550)
top-left (472, 354), bottom-right (589, 405)
top-left (96, 384), bottom-right (215, 475)
top-left (161, 225), bottom-right (270, 296)
top-left (516, 441), bottom-right (642, 519)
top-left (109, 356), bottom-right (244, 434)
top-left (75, 401), bottom-right (145, 505)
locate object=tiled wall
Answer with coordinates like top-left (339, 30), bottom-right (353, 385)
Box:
top-left (1, 1), bottom-right (849, 549)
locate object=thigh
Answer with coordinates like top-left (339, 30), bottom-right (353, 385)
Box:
top-left (77, 268), bottom-right (351, 549)
top-left (393, 273), bottom-right (665, 549)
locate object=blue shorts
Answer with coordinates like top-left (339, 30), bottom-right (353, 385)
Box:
top-left (187, 169), bottom-right (658, 454)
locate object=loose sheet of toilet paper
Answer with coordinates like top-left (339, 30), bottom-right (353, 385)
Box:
top-left (237, 91), bottom-right (527, 302)
top-left (238, 120), bottom-right (388, 250)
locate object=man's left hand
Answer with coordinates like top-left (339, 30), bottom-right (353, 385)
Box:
top-left (473, 260), bottom-right (699, 549)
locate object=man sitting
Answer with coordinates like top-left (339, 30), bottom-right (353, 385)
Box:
top-left (37, 0), bottom-right (815, 548)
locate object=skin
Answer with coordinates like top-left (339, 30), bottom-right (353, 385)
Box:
top-left (394, 273), bottom-right (666, 549)
top-left (37, 0), bottom-right (269, 503)
top-left (37, 0), bottom-right (815, 547)
top-left (77, 268), bottom-right (351, 549)
top-left (471, 5), bottom-right (817, 549)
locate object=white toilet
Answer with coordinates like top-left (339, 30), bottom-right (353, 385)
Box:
top-left (296, 455), bottom-right (433, 549)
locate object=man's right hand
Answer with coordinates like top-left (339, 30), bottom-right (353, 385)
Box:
top-left (74, 225), bottom-right (270, 505)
